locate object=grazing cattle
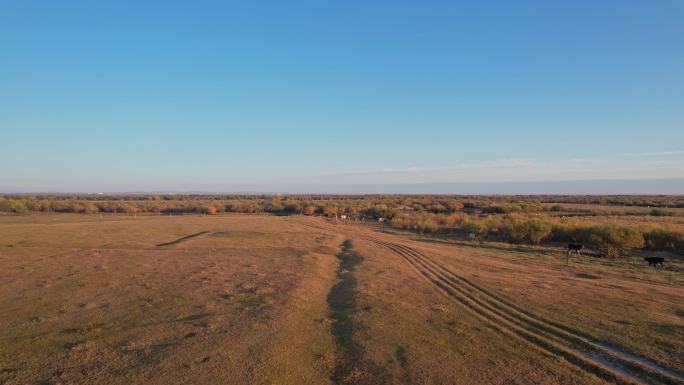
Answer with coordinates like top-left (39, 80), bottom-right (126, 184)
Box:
top-left (468, 232), bottom-right (476, 241)
top-left (644, 257), bottom-right (665, 267)
top-left (567, 244), bottom-right (583, 254)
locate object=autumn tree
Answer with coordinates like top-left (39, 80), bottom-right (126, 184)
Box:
top-left (323, 206), bottom-right (337, 217)
top-left (447, 200), bottom-right (464, 213)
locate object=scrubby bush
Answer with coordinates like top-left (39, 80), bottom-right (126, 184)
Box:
top-left (641, 225), bottom-right (684, 252)
top-left (413, 213), bottom-right (439, 234)
top-left (302, 205), bottom-right (317, 215)
top-left (447, 200), bottom-right (464, 213)
top-left (428, 204), bottom-right (447, 213)
top-left (590, 223), bottom-right (644, 258)
top-left (82, 201), bottom-right (99, 214)
top-left (500, 216), bottom-right (552, 244)
top-left (0, 198), bottom-right (28, 213)
top-left (501, 216), bottom-right (529, 243)
top-left (484, 215), bottom-right (503, 233)
top-left (527, 219), bottom-right (552, 245)
top-left (390, 212), bottom-right (448, 234)
top-left (650, 208), bottom-right (673, 217)
top-left (436, 213), bottom-right (463, 229)
top-left (551, 220), bottom-right (593, 244)
top-left (461, 219), bottom-right (489, 238)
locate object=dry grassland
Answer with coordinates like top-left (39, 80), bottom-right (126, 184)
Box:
top-left (0, 214), bottom-right (682, 385)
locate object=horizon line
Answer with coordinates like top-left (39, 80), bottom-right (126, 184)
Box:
top-left (2, 178), bottom-right (684, 196)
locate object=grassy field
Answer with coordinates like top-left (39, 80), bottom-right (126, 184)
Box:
top-left (0, 214), bottom-right (682, 385)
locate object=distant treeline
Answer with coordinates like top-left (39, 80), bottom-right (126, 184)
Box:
top-left (0, 195), bottom-right (403, 217)
top-left (532, 195), bottom-right (684, 208)
top-left (1, 194), bottom-right (683, 216)
top-left (391, 212), bottom-right (684, 257)
top-left (1, 195), bottom-right (682, 256)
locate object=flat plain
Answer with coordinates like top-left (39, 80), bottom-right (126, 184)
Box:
top-left (0, 214), bottom-right (682, 385)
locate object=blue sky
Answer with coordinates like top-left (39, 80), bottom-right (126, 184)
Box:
top-left (1, 1), bottom-right (683, 193)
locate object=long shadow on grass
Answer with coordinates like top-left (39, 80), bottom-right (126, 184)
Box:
top-left (156, 231), bottom-right (208, 247)
top-left (328, 239), bottom-right (364, 384)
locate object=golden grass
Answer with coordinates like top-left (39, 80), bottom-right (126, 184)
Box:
top-left (0, 214), bottom-right (682, 384)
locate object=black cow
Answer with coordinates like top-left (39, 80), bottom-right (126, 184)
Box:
top-left (644, 257), bottom-right (665, 267)
top-left (567, 244), bottom-right (583, 255)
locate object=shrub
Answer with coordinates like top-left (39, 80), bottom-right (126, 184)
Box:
top-left (551, 220), bottom-right (594, 244)
top-left (485, 215), bottom-right (504, 233)
top-left (461, 220), bottom-right (488, 237)
top-left (323, 206), bottom-right (337, 217)
top-left (590, 223), bottom-right (644, 258)
top-left (117, 203), bottom-right (138, 214)
top-left (527, 219), bottom-right (552, 244)
top-left (501, 216), bottom-right (529, 243)
top-left (650, 208), bottom-right (672, 217)
top-left (414, 213), bottom-right (439, 234)
top-left (0, 198), bottom-right (28, 213)
top-left (500, 216), bottom-right (552, 244)
top-left (447, 200), bottom-right (464, 213)
top-left (428, 204), bottom-right (447, 213)
top-left (641, 225), bottom-right (684, 252)
top-left (83, 202), bottom-right (99, 214)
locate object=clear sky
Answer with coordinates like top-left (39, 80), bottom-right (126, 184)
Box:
top-left (2, 1), bottom-right (683, 193)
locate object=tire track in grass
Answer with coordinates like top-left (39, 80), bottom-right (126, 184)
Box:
top-left (393, 243), bottom-right (684, 385)
top-left (360, 236), bottom-right (684, 385)
top-left (389, 243), bottom-right (684, 384)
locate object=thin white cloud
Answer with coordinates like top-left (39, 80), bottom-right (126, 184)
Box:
top-left (3, 152), bottom-right (684, 193)
top-left (617, 150), bottom-right (684, 157)
top-left (271, 153), bottom-right (684, 186)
